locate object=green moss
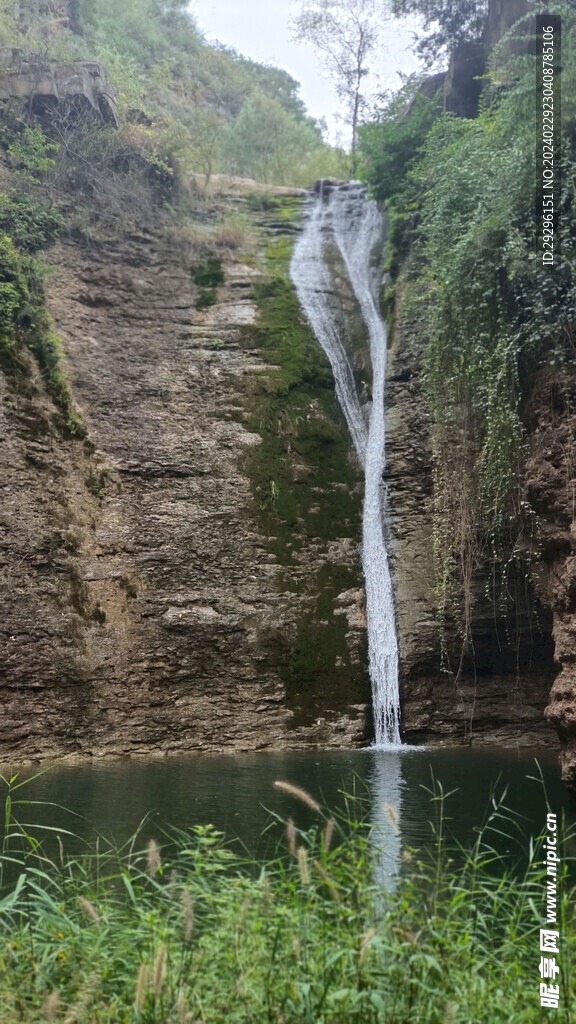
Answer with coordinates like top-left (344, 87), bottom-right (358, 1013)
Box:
top-left (85, 466), bottom-right (111, 498)
top-left (242, 240), bottom-right (360, 560)
top-left (283, 564), bottom-right (369, 726)
top-left (240, 222), bottom-right (369, 725)
top-left (246, 192), bottom-right (281, 212)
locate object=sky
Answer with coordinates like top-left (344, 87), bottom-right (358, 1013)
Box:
top-left (189, 0), bottom-right (423, 145)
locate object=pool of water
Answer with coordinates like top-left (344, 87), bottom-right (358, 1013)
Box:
top-left (4, 745), bottom-right (575, 879)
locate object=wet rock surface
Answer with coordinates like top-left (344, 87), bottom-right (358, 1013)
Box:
top-left (523, 369), bottom-right (576, 787)
top-left (385, 293), bottom-right (559, 748)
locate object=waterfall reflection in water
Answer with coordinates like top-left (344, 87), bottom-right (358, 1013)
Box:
top-left (290, 182), bottom-right (400, 745)
top-left (10, 748), bottom-right (571, 892)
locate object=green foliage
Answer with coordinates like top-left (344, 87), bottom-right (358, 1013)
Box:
top-left (2, 124), bottom-right (58, 182)
top-left (0, 0), bottom-right (18, 43)
top-left (193, 255), bottom-right (223, 309)
top-left (7, 0), bottom-right (347, 195)
top-left (0, 192), bottom-right (64, 251)
top-left (68, 0), bottom-right (330, 187)
top-left (363, 17), bottom-right (576, 653)
top-left (0, 774), bottom-right (575, 1022)
top-left (389, 0), bottom-right (488, 66)
top-left (193, 255), bottom-right (224, 288)
top-left (222, 90), bottom-right (331, 187)
top-left (195, 288), bottom-right (216, 309)
top-left (359, 85), bottom-right (440, 203)
top-left (0, 185), bottom-right (83, 436)
top-left (0, 234), bottom-right (27, 333)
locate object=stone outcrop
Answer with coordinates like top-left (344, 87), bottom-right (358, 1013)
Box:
top-left (412, 0), bottom-right (531, 119)
top-left (0, 187), bottom-right (370, 763)
top-left (0, 49), bottom-right (118, 124)
top-left (385, 292), bottom-right (559, 748)
top-left (523, 368), bottom-right (576, 787)
top-left (484, 0), bottom-right (530, 51)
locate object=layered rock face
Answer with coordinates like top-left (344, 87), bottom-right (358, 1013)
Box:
top-left (524, 370), bottom-right (576, 786)
top-left (385, 299), bottom-right (559, 748)
top-left (0, 49), bottom-right (118, 124)
top-left (0, 190), bottom-right (370, 762)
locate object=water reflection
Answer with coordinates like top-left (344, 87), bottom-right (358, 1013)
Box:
top-left (368, 752), bottom-right (403, 890)
top-left (7, 747), bottom-right (576, 883)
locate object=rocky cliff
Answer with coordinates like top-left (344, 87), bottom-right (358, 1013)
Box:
top-left (1, 183), bottom-right (371, 761)
top-left (525, 366), bottom-right (576, 787)
top-left (382, 0), bottom-right (575, 765)
top-left (385, 295), bottom-right (559, 749)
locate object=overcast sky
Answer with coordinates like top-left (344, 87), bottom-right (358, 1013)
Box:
top-left (189, 0), bottom-right (423, 144)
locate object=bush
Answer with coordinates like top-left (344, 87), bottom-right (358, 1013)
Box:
top-left (0, 192), bottom-right (64, 251)
top-left (0, 233), bottom-right (27, 332)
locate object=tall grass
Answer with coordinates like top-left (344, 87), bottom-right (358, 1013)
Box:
top-left (0, 771), bottom-right (574, 1023)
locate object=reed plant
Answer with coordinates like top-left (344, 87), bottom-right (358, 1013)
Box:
top-left (0, 770), bottom-right (574, 1023)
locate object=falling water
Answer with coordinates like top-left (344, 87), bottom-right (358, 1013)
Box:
top-left (290, 182), bottom-right (401, 746)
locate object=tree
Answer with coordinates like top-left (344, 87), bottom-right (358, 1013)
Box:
top-left (221, 91), bottom-right (322, 185)
top-left (390, 0), bottom-right (489, 66)
top-left (291, 0), bottom-right (384, 170)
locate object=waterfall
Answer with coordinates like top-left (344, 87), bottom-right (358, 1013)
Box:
top-left (290, 182), bottom-right (401, 747)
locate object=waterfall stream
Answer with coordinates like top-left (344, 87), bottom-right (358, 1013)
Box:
top-left (290, 182), bottom-right (401, 746)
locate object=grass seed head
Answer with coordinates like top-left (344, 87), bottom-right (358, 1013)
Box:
top-left (176, 988), bottom-right (189, 1024)
top-left (168, 868), bottom-right (178, 898)
top-left (147, 838), bottom-right (162, 876)
top-left (273, 780), bottom-right (320, 812)
top-left (359, 927), bottom-right (377, 966)
top-left (43, 992), bottom-right (59, 1022)
top-left (182, 888), bottom-right (194, 942)
top-left (323, 817), bottom-right (335, 852)
top-left (261, 872), bottom-right (272, 913)
top-left (78, 896), bottom-right (100, 923)
top-left (384, 802), bottom-right (398, 831)
top-left (135, 963), bottom-right (150, 1012)
top-left (297, 845), bottom-right (310, 886)
top-left (286, 817), bottom-right (297, 855)
top-left (153, 943), bottom-right (167, 995)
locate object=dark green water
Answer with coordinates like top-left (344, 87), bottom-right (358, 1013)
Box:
top-left (5, 746), bottom-right (576, 877)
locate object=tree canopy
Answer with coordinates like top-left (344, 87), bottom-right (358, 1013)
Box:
top-left (291, 0), bottom-right (385, 168)
top-left (390, 0), bottom-right (488, 65)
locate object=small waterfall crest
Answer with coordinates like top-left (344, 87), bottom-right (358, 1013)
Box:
top-left (290, 181), bottom-right (401, 746)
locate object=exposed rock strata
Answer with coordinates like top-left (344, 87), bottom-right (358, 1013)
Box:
top-left (0, 49), bottom-right (118, 124)
top-left (0, 191), bottom-right (370, 762)
top-left (385, 292), bottom-right (559, 747)
top-left (523, 369), bottom-right (576, 787)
